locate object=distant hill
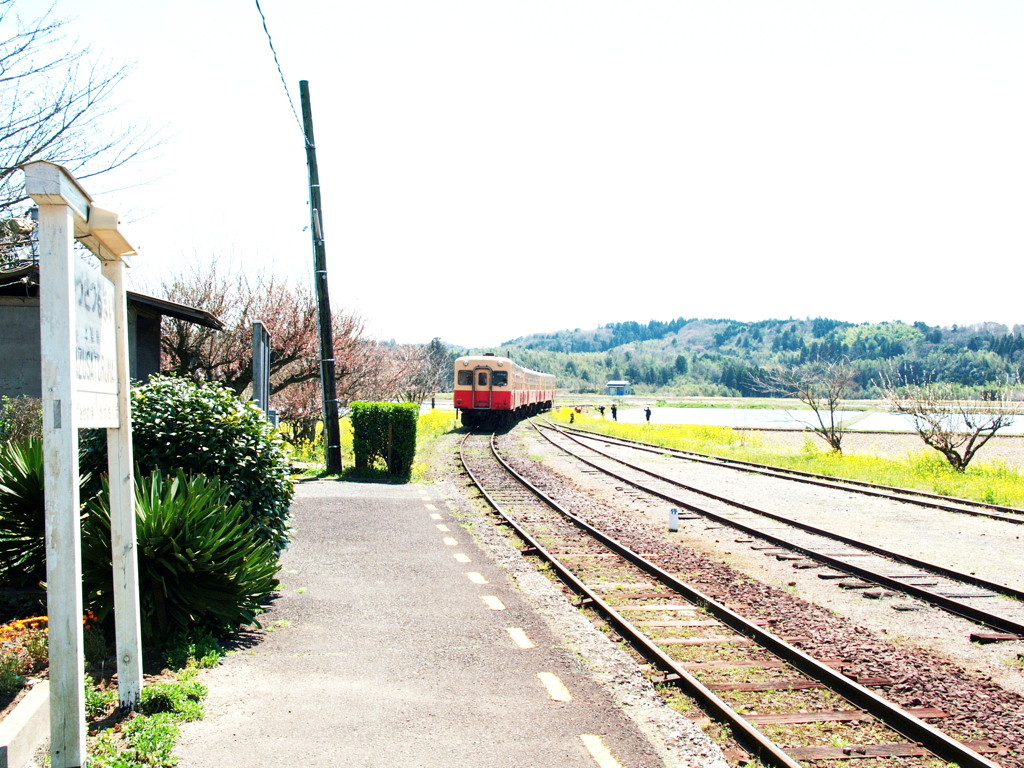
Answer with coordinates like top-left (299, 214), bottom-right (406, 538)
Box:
top-left (476, 317), bottom-right (1024, 398)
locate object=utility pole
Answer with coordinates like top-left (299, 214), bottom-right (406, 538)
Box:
top-left (300, 80), bottom-right (343, 474)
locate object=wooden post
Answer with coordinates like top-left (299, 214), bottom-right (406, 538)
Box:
top-left (101, 256), bottom-right (143, 711)
top-left (38, 201), bottom-right (87, 768)
top-left (26, 160), bottom-right (143, 765)
top-left (300, 80), bottom-right (343, 474)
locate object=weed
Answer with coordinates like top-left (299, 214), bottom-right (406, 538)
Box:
top-left (20, 627), bottom-right (47, 669)
top-left (162, 627), bottom-right (225, 671)
top-left (140, 680), bottom-right (207, 721)
top-left (0, 652), bottom-right (24, 693)
top-left (84, 676), bottom-right (117, 719)
top-left (123, 712), bottom-right (181, 766)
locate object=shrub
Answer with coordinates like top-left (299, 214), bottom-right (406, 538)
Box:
top-left (0, 396), bottom-right (42, 444)
top-left (351, 402), bottom-right (418, 477)
top-left (81, 470), bottom-right (281, 644)
top-left (81, 375), bottom-right (294, 551)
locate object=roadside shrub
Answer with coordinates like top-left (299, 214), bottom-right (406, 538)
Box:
top-left (81, 470), bottom-right (281, 644)
top-left (81, 375), bottom-right (294, 551)
top-left (0, 439), bottom-right (49, 587)
top-left (351, 402), bottom-right (418, 478)
top-left (0, 396), bottom-right (42, 444)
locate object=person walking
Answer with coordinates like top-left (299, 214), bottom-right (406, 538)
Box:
top-left (644, 406), bottom-right (652, 423)
top-left (610, 404), bottom-right (617, 421)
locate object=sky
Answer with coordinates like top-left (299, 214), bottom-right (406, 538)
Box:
top-left (8, 0), bottom-right (1024, 348)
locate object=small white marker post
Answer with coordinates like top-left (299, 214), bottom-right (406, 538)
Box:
top-left (669, 507), bottom-right (679, 532)
top-left (25, 161), bottom-right (143, 768)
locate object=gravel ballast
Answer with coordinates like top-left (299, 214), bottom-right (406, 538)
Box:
top-left (438, 424), bottom-right (1024, 768)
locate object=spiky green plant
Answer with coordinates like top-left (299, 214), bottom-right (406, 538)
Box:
top-left (0, 439), bottom-right (50, 586)
top-left (81, 470), bottom-right (280, 643)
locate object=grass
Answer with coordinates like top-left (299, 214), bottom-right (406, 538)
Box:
top-left (550, 411), bottom-right (1024, 508)
top-left (287, 409), bottom-right (461, 481)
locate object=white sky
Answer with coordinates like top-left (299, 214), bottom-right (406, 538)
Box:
top-left (10, 0), bottom-right (1024, 347)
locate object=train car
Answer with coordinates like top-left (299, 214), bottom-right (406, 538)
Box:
top-left (453, 353), bottom-right (555, 428)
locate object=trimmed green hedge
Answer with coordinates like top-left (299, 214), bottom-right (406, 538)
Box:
top-left (351, 402), bottom-right (418, 478)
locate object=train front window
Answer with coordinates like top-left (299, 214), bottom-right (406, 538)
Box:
top-left (458, 370), bottom-right (473, 386)
top-left (492, 371), bottom-right (508, 387)
top-left (477, 371), bottom-right (488, 386)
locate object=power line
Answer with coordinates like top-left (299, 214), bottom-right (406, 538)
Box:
top-left (253, 0), bottom-right (306, 142)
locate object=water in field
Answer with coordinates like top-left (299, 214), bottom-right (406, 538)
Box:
top-left (604, 407), bottom-right (1024, 434)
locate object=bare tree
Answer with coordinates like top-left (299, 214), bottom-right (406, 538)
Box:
top-left (392, 338), bottom-right (452, 404)
top-left (878, 372), bottom-right (1022, 472)
top-left (159, 260), bottom-right (368, 399)
top-left (754, 359), bottom-right (857, 453)
top-left (272, 341), bottom-right (423, 442)
top-left (0, 0), bottom-right (158, 218)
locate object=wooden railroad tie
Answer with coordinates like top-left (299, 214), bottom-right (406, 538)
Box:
top-left (653, 671), bottom-right (887, 688)
top-left (704, 676), bottom-right (891, 692)
top-left (677, 658), bottom-right (845, 670)
top-left (786, 740), bottom-right (1008, 760)
top-left (744, 706), bottom-right (948, 725)
top-left (971, 632), bottom-right (1024, 643)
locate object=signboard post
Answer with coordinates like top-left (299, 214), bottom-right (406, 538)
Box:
top-left (25, 161), bottom-right (142, 768)
top-left (252, 319), bottom-right (271, 416)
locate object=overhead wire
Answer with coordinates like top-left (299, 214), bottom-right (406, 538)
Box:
top-left (253, 0), bottom-right (306, 143)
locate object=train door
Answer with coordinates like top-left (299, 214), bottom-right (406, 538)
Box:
top-left (472, 366), bottom-right (493, 410)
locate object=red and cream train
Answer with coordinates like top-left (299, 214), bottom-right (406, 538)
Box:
top-left (453, 353), bottom-right (555, 428)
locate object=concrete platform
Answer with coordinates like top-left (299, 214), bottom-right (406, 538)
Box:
top-left (174, 481), bottom-right (677, 767)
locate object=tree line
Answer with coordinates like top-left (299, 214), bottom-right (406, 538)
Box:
top-left (492, 318), bottom-right (1024, 398)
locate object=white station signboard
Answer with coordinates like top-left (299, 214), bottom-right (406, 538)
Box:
top-left (74, 258), bottom-right (118, 427)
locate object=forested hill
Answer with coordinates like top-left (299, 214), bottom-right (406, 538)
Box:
top-left (485, 318), bottom-right (1024, 398)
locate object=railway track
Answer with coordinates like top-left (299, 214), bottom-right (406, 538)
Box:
top-left (458, 431), bottom-right (1009, 768)
top-left (530, 419), bottom-right (1024, 641)
top-left (553, 422), bottom-right (1024, 525)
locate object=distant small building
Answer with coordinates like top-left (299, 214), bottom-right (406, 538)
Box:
top-left (606, 380), bottom-right (631, 396)
top-left (0, 261), bottom-right (222, 399)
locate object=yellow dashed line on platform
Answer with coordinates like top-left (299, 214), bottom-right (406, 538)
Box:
top-left (443, 537), bottom-right (458, 546)
top-left (425, 504), bottom-right (437, 511)
top-left (454, 553), bottom-right (471, 563)
top-left (579, 735), bottom-right (624, 768)
top-left (537, 672), bottom-right (572, 702)
top-left (506, 627), bottom-right (535, 649)
top-left (466, 572), bottom-right (488, 584)
top-left (429, 513), bottom-right (443, 520)
top-left (481, 596), bottom-right (505, 610)
top-left (436, 524), bottom-right (450, 532)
